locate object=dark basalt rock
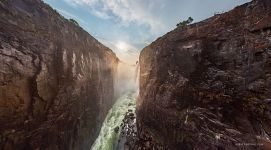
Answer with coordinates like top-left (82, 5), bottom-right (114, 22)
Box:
top-left (0, 0), bottom-right (118, 150)
top-left (117, 110), bottom-right (137, 150)
top-left (114, 126), bottom-right (120, 133)
top-left (137, 0), bottom-right (271, 149)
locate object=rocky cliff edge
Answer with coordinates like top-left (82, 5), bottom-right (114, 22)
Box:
top-left (138, 0), bottom-right (271, 149)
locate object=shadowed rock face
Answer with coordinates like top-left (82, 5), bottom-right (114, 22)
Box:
top-left (137, 0), bottom-right (271, 149)
top-left (0, 0), bottom-right (118, 149)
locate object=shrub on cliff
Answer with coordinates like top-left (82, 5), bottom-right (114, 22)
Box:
top-left (69, 18), bottom-right (79, 26)
top-left (176, 17), bottom-right (193, 28)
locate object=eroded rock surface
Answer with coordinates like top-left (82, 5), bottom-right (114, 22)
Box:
top-left (137, 0), bottom-right (271, 149)
top-left (0, 0), bottom-right (118, 149)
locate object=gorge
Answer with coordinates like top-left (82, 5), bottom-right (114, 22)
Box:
top-left (1, 0), bottom-right (271, 150)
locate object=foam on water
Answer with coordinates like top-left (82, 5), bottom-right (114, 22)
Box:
top-left (91, 92), bottom-right (137, 150)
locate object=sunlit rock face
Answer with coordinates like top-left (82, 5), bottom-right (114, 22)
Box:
top-left (0, 0), bottom-right (118, 149)
top-left (137, 0), bottom-right (271, 149)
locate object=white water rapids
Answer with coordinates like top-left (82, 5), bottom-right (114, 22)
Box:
top-left (90, 91), bottom-right (137, 150)
top-left (91, 62), bottom-right (139, 150)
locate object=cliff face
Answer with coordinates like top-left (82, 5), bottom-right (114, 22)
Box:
top-left (0, 0), bottom-right (118, 149)
top-left (138, 0), bottom-right (271, 149)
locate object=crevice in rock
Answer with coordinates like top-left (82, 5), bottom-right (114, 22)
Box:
top-left (0, 52), bottom-right (24, 65)
top-left (28, 52), bottom-right (46, 120)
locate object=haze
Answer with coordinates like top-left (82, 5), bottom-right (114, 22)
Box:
top-left (44, 0), bottom-right (250, 64)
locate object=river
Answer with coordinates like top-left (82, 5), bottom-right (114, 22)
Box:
top-left (90, 91), bottom-right (137, 150)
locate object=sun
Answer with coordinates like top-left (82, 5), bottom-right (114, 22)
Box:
top-left (116, 41), bottom-right (130, 53)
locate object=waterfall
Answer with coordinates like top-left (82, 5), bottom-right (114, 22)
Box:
top-left (114, 61), bottom-right (139, 98)
top-left (91, 61), bottom-right (139, 150)
top-left (134, 61), bottom-right (139, 86)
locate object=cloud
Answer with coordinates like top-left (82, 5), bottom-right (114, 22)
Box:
top-left (63, 0), bottom-right (166, 34)
top-left (64, 0), bottom-right (98, 6)
top-left (90, 8), bottom-right (111, 19)
top-left (57, 0), bottom-right (250, 64)
top-left (116, 41), bottom-right (137, 53)
top-left (97, 38), bottom-right (139, 64)
top-left (56, 8), bottom-right (87, 24)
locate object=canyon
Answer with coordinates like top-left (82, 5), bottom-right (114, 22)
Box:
top-left (1, 0), bottom-right (271, 150)
top-left (0, 0), bottom-right (118, 149)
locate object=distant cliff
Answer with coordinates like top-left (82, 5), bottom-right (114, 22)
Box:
top-left (0, 0), bottom-right (118, 149)
top-left (137, 0), bottom-right (271, 149)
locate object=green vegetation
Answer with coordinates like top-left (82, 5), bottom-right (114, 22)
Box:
top-left (69, 18), bottom-right (79, 26)
top-left (176, 17), bottom-right (193, 28)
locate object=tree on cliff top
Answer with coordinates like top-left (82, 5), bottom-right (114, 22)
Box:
top-left (176, 17), bottom-right (193, 28)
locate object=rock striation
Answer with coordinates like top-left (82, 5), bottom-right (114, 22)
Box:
top-left (0, 0), bottom-right (118, 149)
top-left (137, 0), bottom-right (271, 149)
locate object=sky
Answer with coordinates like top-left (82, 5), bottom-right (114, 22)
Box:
top-left (43, 0), bottom-right (250, 64)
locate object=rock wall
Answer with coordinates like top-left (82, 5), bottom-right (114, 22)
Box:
top-left (0, 0), bottom-right (118, 149)
top-left (137, 0), bottom-right (271, 149)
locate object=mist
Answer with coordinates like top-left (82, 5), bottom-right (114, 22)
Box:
top-left (114, 61), bottom-right (139, 98)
